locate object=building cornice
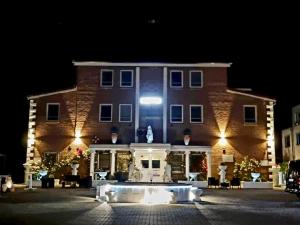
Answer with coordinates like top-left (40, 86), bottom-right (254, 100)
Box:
top-left (27, 88), bottom-right (77, 100)
top-left (73, 61), bottom-right (232, 68)
top-left (227, 89), bottom-right (276, 102)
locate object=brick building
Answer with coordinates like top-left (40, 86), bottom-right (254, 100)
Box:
top-left (25, 62), bottom-right (276, 183)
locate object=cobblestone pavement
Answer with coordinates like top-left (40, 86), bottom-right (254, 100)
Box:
top-left (0, 188), bottom-right (299, 225)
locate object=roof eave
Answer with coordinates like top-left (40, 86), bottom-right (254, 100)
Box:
top-left (27, 87), bottom-right (77, 100)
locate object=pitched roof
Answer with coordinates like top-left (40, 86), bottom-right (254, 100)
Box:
top-left (227, 89), bottom-right (276, 101)
top-left (27, 87), bottom-right (77, 100)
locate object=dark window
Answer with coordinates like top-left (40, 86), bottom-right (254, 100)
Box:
top-left (285, 135), bottom-right (291, 147)
top-left (170, 71), bottom-right (183, 87)
top-left (120, 70), bottom-right (133, 87)
top-left (119, 104), bottom-right (132, 122)
top-left (43, 152), bottom-right (57, 168)
top-left (47, 104), bottom-right (59, 121)
top-left (101, 70), bottom-right (113, 86)
top-left (190, 71), bottom-right (203, 87)
top-left (141, 160), bottom-right (149, 168)
top-left (297, 133), bottom-right (300, 145)
top-left (190, 105), bottom-right (203, 123)
top-left (244, 106), bottom-right (256, 123)
top-left (100, 105), bottom-right (112, 122)
top-left (152, 160), bottom-right (160, 168)
top-left (171, 105), bottom-right (183, 123)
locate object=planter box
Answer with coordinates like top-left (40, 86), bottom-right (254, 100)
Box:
top-left (178, 180), bottom-right (208, 188)
top-left (32, 180), bottom-right (41, 187)
top-left (241, 181), bottom-right (273, 189)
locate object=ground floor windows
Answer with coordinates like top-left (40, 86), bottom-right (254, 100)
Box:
top-left (296, 133), bottom-right (300, 145)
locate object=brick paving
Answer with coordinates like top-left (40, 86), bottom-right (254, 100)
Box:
top-left (0, 188), bottom-right (299, 225)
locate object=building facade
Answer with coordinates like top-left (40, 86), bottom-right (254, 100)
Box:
top-left (26, 62), bottom-right (276, 183)
top-left (282, 104), bottom-right (300, 161)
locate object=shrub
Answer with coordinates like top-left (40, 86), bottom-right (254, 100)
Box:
top-left (233, 156), bottom-right (260, 181)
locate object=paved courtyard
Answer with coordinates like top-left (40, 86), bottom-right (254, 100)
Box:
top-left (0, 187), bottom-right (299, 225)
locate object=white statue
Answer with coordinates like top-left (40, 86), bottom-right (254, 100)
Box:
top-left (218, 164), bottom-right (227, 183)
top-left (163, 162), bottom-right (172, 182)
top-left (146, 125), bottom-right (153, 143)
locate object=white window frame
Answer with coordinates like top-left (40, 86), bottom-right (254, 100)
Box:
top-left (100, 69), bottom-right (114, 87)
top-left (190, 105), bottom-right (204, 123)
top-left (120, 70), bottom-right (134, 87)
top-left (170, 70), bottom-right (183, 88)
top-left (46, 103), bottom-right (60, 121)
top-left (170, 104), bottom-right (184, 123)
top-left (296, 133), bottom-right (300, 145)
top-left (99, 104), bottom-right (113, 122)
top-left (119, 104), bottom-right (132, 122)
top-left (189, 70), bottom-right (203, 88)
top-left (243, 105), bottom-right (257, 124)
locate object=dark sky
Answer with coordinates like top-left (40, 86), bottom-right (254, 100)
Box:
top-left (1, 4), bottom-right (299, 181)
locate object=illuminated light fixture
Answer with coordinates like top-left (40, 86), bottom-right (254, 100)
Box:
top-left (219, 132), bottom-right (227, 146)
top-left (140, 97), bottom-right (162, 105)
top-left (75, 130), bottom-right (82, 145)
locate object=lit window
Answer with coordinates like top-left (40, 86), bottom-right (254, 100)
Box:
top-left (190, 71), bottom-right (203, 87)
top-left (285, 135), bottom-right (291, 148)
top-left (46, 103), bottom-right (59, 121)
top-left (190, 105), bottom-right (203, 123)
top-left (297, 133), bottom-right (300, 145)
top-left (119, 104), bottom-right (132, 122)
top-left (101, 70), bottom-right (113, 87)
top-left (170, 105), bottom-right (183, 123)
top-left (170, 70), bottom-right (183, 87)
top-left (244, 105), bottom-right (257, 124)
top-left (99, 104), bottom-right (112, 122)
top-left (120, 70), bottom-right (133, 87)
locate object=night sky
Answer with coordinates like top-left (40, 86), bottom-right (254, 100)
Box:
top-left (1, 4), bottom-right (299, 181)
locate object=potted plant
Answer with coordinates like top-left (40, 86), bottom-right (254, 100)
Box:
top-left (183, 128), bottom-right (191, 145)
top-left (111, 126), bottom-right (119, 144)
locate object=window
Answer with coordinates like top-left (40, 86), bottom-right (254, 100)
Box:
top-left (120, 70), bottom-right (133, 87)
top-left (119, 104), bottom-right (132, 122)
top-left (141, 160), bottom-right (149, 168)
top-left (46, 103), bottom-right (59, 121)
top-left (190, 105), bottom-right (203, 123)
top-left (152, 160), bottom-right (160, 168)
top-left (101, 70), bottom-right (113, 87)
top-left (99, 104), bottom-right (112, 122)
top-left (297, 133), bottom-right (300, 145)
top-left (170, 70), bottom-right (183, 87)
top-left (189, 70), bottom-right (203, 88)
top-left (43, 152), bottom-right (57, 168)
top-left (285, 135), bottom-right (291, 148)
top-left (170, 105), bottom-right (183, 123)
top-left (244, 105), bottom-right (257, 124)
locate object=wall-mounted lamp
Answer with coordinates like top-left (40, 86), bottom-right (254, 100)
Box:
top-left (75, 130), bottom-right (82, 145)
top-left (219, 132), bottom-right (227, 146)
top-left (140, 97), bottom-right (162, 105)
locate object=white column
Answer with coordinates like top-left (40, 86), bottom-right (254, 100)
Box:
top-left (207, 151), bottom-right (212, 179)
top-left (110, 150), bottom-right (116, 175)
top-left (135, 67), bottom-right (140, 143)
top-left (185, 151), bottom-right (190, 180)
top-left (90, 151), bottom-right (95, 180)
top-left (163, 67), bottom-right (168, 143)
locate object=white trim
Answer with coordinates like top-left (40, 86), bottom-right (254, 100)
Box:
top-left (190, 105), bottom-right (204, 123)
top-left (171, 145), bottom-right (211, 152)
top-left (243, 105), bottom-right (257, 125)
top-left (189, 70), bottom-right (203, 88)
top-left (73, 61), bottom-right (232, 68)
top-left (46, 103), bottom-right (60, 121)
top-left (227, 89), bottom-right (276, 101)
top-left (27, 88), bottom-right (77, 100)
top-left (163, 67), bottom-right (168, 143)
top-left (90, 144), bottom-right (130, 151)
top-left (119, 104), bottom-right (132, 122)
top-left (170, 70), bottom-right (183, 88)
top-left (170, 104), bottom-right (184, 123)
top-left (99, 104), bottom-right (113, 122)
top-left (135, 67), bottom-right (140, 142)
top-left (100, 69), bottom-right (114, 87)
top-left (120, 70), bottom-right (134, 87)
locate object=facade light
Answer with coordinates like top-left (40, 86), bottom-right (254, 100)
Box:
top-left (140, 97), bottom-right (162, 105)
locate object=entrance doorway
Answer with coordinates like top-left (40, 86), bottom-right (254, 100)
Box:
top-left (134, 150), bottom-right (166, 182)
